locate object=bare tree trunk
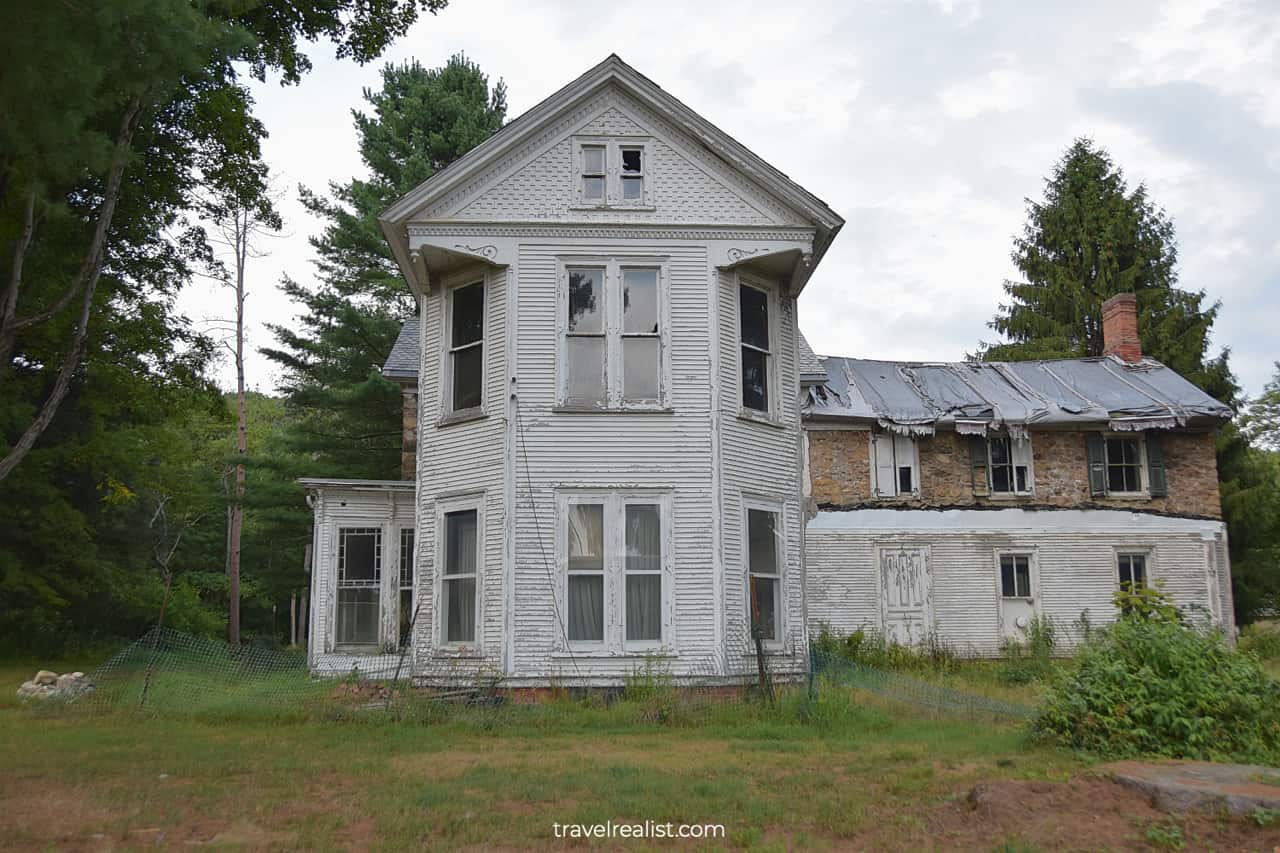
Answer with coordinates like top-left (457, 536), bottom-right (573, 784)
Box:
top-left (0, 97), bottom-right (144, 482)
top-left (228, 210), bottom-right (248, 646)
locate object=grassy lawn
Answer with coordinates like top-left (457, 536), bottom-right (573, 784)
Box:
top-left (1, 661), bottom-right (1277, 851)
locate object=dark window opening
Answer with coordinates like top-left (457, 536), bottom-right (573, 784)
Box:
top-left (1000, 554), bottom-right (1031, 598)
top-left (739, 285), bottom-right (771, 412)
top-left (1106, 437), bottom-right (1142, 493)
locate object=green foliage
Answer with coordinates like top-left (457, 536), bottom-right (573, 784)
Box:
top-left (1243, 363), bottom-right (1280, 451)
top-left (812, 623), bottom-right (959, 673)
top-left (264, 55), bottom-right (506, 479)
top-left (1112, 582), bottom-right (1184, 623)
top-left (1251, 806), bottom-right (1280, 828)
top-left (1239, 622), bottom-right (1280, 661)
top-left (998, 615), bottom-right (1057, 685)
top-left (1035, 614), bottom-right (1280, 763)
top-left (1144, 818), bottom-right (1185, 850)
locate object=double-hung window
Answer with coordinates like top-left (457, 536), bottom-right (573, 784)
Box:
top-left (988, 436), bottom-right (1033, 494)
top-left (1117, 553), bottom-right (1147, 591)
top-left (739, 283), bottom-right (772, 413)
top-left (563, 493), bottom-right (669, 650)
top-left (1105, 437), bottom-right (1143, 493)
top-left (398, 528), bottom-right (415, 644)
top-left (336, 527), bottom-right (381, 647)
top-left (561, 260), bottom-right (665, 408)
top-left (999, 553), bottom-right (1032, 599)
top-left (871, 433), bottom-right (918, 498)
top-left (447, 280), bottom-right (484, 413)
top-left (574, 137), bottom-right (650, 206)
top-left (746, 507), bottom-right (782, 643)
top-left (441, 509), bottom-right (478, 645)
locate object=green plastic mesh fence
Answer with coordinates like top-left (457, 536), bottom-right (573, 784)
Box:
top-left (809, 648), bottom-right (1035, 721)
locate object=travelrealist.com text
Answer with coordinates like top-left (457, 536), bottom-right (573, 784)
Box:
top-left (552, 821), bottom-right (726, 840)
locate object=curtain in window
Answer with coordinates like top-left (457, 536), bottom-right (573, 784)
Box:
top-left (446, 512), bottom-right (477, 575)
top-left (445, 577), bottom-right (476, 642)
top-left (625, 505), bottom-right (661, 641)
top-left (568, 575), bottom-right (603, 642)
top-left (444, 511), bottom-right (478, 643)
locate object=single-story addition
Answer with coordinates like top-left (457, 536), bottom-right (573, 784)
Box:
top-left (300, 57), bottom-right (1236, 684)
top-left (801, 294), bottom-right (1235, 654)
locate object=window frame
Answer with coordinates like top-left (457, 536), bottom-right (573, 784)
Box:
top-left (433, 494), bottom-right (484, 653)
top-left (736, 275), bottom-right (779, 420)
top-left (556, 256), bottom-right (669, 411)
top-left (996, 550), bottom-right (1036, 601)
top-left (1115, 549), bottom-right (1154, 594)
top-left (742, 495), bottom-right (786, 648)
top-left (438, 269), bottom-right (489, 423)
top-left (869, 432), bottom-right (920, 499)
top-left (556, 489), bottom-right (673, 654)
top-left (987, 435), bottom-right (1035, 497)
top-left (397, 526), bottom-right (416, 647)
top-left (1103, 433), bottom-right (1148, 497)
top-left (572, 136), bottom-right (652, 208)
top-left (334, 525), bottom-right (383, 651)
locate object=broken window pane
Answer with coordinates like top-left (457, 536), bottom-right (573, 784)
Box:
top-left (621, 176), bottom-right (643, 200)
top-left (566, 337), bottom-right (605, 402)
top-left (1015, 466), bottom-right (1028, 493)
top-left (451, 282), bottom-right (484, 347)
top-left (582, 145), bottom-right (605, 174)
top-left (623, 337), bottom-right (660, 401)
top-left (452, 346), bottom-right (482, 410)
top-left (741, 347), bottom-right (768, 411)
top-left (739, 285), bottom-right (770, 350)
top-left (621, 148), bottom-right (642, 172)
top-left (622, 269), bottom-right (658, 333)
top-left (568, 504), bottom-right (604, 570)
top-left (567, 268), bottom-right (604, 333)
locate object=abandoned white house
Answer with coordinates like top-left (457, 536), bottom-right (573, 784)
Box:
top-left (301, 57), bottom-right (1235, 683)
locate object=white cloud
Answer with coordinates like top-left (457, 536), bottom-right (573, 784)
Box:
top-left (178, 0), bottom-right (1280, 398)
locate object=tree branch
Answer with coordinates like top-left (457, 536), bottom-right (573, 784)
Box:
top-left (0, 189), bottom-right (37, 367)
top-left (0, 96), bottom-right (144, 483)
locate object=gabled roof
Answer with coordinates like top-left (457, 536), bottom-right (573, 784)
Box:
top-left (382, 315), bottom-right (419, 382)
top-left (798, 331), bottom-right (826, 385)
top-left (806, 354), bottom-right (1232, 435)
top-left (379, 55), bottom-right (843, 291)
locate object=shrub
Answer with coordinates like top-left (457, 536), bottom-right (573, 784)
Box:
top-left (1239, 622), bottom-right (1280, 661)
top-left (812, 623), bottom-right (958, 674)
top-left (1035, 612), bottom-right (1280, 763)
top-left (998, 615), bottom-right (1057, 685)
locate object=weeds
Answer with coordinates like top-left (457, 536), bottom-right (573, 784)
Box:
top-left (812, 623), bottom-right (959, 674)
top-left (1144, 817), bottom-right (1185, 850)
top-left (998, 615), bottom-right (1057, 685)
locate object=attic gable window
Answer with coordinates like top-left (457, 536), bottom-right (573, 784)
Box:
top-left (573, 137), bottom-right (651, 207)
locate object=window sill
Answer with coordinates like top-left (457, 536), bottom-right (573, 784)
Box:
top-left (736, 409), bottom-right (786, 429)
top-left (1101, 492), bottom-right (1151, 501)
top-left (568, 204), bottom-right (657, 212)
top-left (436, 408), bottom-right (487, 428)
top-left (430, 648), bottom-right (485, 660)
top-left (988, 492), bottom-right (1035, 500)
top-left (552, 405), bottom-right (673, 415)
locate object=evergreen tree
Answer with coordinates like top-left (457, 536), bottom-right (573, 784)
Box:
top-left (264, 55), bottom-right (506, 478)
top-left (980, 138), bottom-right (1234, 402)
top-left (978, 138), bottom-right (1280, 623)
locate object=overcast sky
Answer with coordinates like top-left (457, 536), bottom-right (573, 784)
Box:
top-left (179, 0), bottom-right (1279, 399)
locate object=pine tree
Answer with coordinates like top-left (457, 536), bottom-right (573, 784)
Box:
top-left (263, 55), bottom-right (506, 478)
top-left (981, 138), bottom-right (1234, 403)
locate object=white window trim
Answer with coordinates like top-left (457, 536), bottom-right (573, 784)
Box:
top-left (1103, 432), bottom-right (1149, 498)
top-left (438, 267), bottom-right (489, 423)
top-left (987, 435), bottom-right (1035, 498)
top-left (331, 522), bottom-right (386, 652)
top-left (868, 433), bottom-right (920, 499)
top-left (742, 494), bottom-right (786, 650)
top-left (555, 489), bottom-right (675, 655)
top-left (994, 549), bottom-right (1038, 601)
top-left (1113, 548), bottom-right (1156, 596)
top-left (434, 493), bottom-right (484, 654)
top-left (396, 525), bottom-right (416, 645)
top-left (735, 273), bottom-right (781, 423)
top-left (555, 256), bottom-right (670, 411)
top-left (571, 135), bottom-right (653, 209)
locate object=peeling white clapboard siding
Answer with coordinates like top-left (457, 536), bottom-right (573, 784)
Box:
top-left (805, 507), bottom-right (1230, 656)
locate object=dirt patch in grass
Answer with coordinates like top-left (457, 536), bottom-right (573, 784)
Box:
top-left (0, 782), bottom-right (115, 849)
top-left (926, 776), bottom-right (1280, 851)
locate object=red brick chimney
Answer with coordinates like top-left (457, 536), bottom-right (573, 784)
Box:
top-left (1101, 293), bottom-right (1142, 363)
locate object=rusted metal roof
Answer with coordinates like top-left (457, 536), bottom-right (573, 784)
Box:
top-left (805, 355), bottom-right (1233, 435)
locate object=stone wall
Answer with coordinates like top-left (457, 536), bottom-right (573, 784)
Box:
top-left (807, 427), bottom-right (1222, 519)
top-left (401, 385), bottom-right (418, 481)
